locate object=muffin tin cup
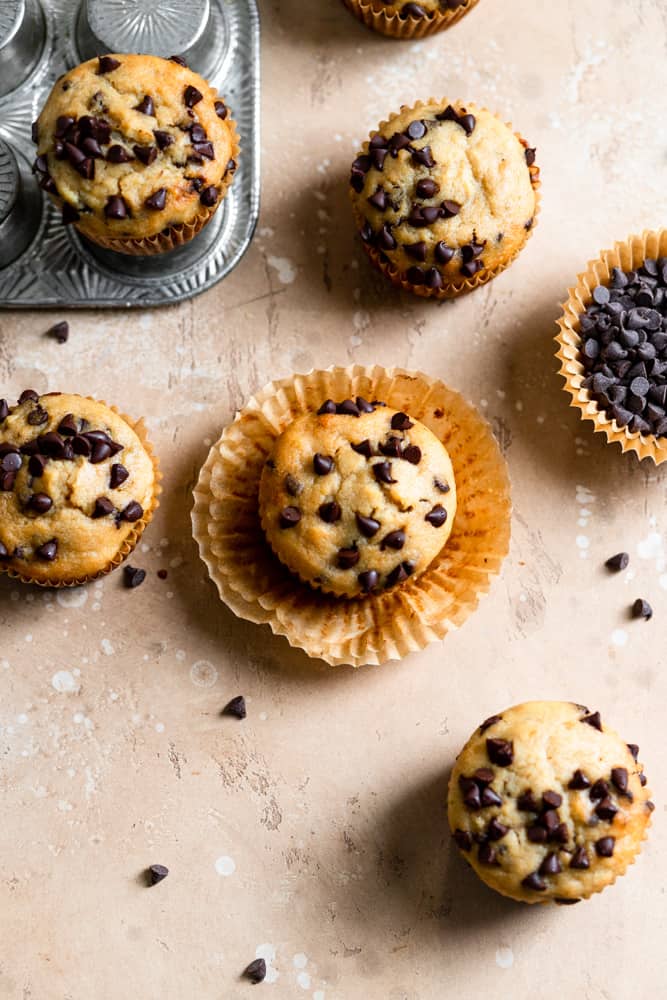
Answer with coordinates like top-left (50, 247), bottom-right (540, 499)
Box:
top-left (555, 230), bottom-right (667, 465)
top-left (341, 0), bottom-right (480, 39)
top-left (0, 399), bottom-right (162, 588)
top-left (192, 365), bottom-right (511, 668)
top-left (350, 99), bottom-right (541, 300)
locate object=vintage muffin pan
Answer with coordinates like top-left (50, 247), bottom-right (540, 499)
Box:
top-left (0, 0), bottom-right (259, 308)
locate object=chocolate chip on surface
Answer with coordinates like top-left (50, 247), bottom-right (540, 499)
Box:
top-left (453, 829), bottom-right (472, 851)
top-left (147, 863), bottom-right (169, 885)
top-left (105, 196), bottom-right (129, 220)
top-left (123, 565), bottom-right (146, 589)
top-left (200, 185), bottom-right (219, 207)
top-left (632, 597), bottom-right (652, 620)
top-left (539, 852), bottom-right (562, 876)
top-left (243, 958), bottom-right (266, 984)
top-left (223, 695), bottom-right (246, 720)
top-left (517, 789), bottom-right (538, 812)
top-left (134, 95), bottom-right (154, 116)
top-left (390, 412), bottom-right (413, 431)
top-left (46, 321), bottom-right (69, 344)
top-left (284, 474), bottom-right (302, 497)
top-left (611, 767), bottom-right (629, 794)
top-left (351, 439), bottom-right (373, 458)
top-left (479, 714), bottom-right (502, 733)
top-left (605, 551), bottom-right (629, 572)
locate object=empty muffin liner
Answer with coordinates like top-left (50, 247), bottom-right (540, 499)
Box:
top-left (341, 0), bottom-right (480, 39)
top-left (191, 365), bottom-right (511, 668)
top-left (350, 99), bottom-right (541, 299)
top-left (0, 399), bottom-right (161, 588)
top-left (555, 229), bottom-right (667, 464)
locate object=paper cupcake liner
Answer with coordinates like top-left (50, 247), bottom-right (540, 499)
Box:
top-left (0, 399), bottom-right (161, 589)
top-left (351, 100), bottom-right (541, 300)
top-left (555, 229), bottom-right (667, 464)
top-left (192, 365), bottom-right (511, 668)
top-left (66, 115), bottom-right (241, 257)
top-left (341, 0), bottom-right (480, 38)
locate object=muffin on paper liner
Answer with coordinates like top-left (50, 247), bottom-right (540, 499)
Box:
top-left (350, 99), bottom-right (541, 300)
top-left (191, 366), bottom-right (511, 668)
top-left (0, 398), bottom-right (161, 589)
top-left (341, 0), bottom-right (480, 39)
top-left (556, 229), bottom-right (667, 464)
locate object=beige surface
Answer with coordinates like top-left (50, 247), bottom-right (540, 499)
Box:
top-left (1, 1), bottom-right (666, 997)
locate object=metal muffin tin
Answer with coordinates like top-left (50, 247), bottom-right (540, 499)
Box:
top-left (0, 0), bottom-right (260, 308)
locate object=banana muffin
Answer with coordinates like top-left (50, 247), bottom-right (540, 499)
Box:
top-left (0, 391), bottom-right (158, 585)
top-left (350, 100), bottom-right (539, 298)
top-left (342, 0), bottom-right (479, 38)
top-left (448, 701), bottom-right (653, 904)
top-left (258, 397), bottom-right (457, 597)
top-left (32, 54), bottom-right (238, 254)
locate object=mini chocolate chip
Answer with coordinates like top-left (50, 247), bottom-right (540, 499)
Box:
top-left (517, 790), bottom-right (538, 812)
top-left (472, 768), bottom-right (494, 785)
top-left (406, 120), bottom-right (426, 140)
top-left (169, 54), bottom-right (187, 66)
top-left (402, 445), bottom-right (421, 464)
top-left (611, 767), bottom-right (629, 794)
top-left (434, 477), bottom-right (450, 493)
top-left (415, 177), bottom-right (440, 199)
top-left (358, 569), bottom-right (379, 593)
top-left (223, 695), bottom-right (246, 720)
top-left (570, 847), bottom-right (590, 870)
top-left (425, 505), bottom-right (447, 527)
top-left (244, 958), bottom-right (266, 984)
top-left (0, 471), bottom-right (16, 491)
top-left (313, 453), bottom-right (334, 475)
top-left (200, 185), bottom-right (219, 207)
top-left (590, 779), bottom-right (609, 801)
top-left (595, 837), bottom-right (615, 858)
top-left (27, 493), bottom-right (52, 514)
top-left (120, 501), bottom-right (143, 523)
top-left (318, 399), bottom-right (337, 415)
top-left (632, 597), bottom-right (652, 620)
top-left (145, 188), bottom-right (167, 211)
top-left (539, 852), bottom-right (562, 876)
top-left (35, 539), bottom-right (57, 561)
top-left (147, 864), bottom-right (169, 885)
top-left (105, 196), bottom-right (128, 220)
top-left (594, 796), bottom-right (618, 821)
top-left (19, 389), bottom-right (38, 404)
top-left (541, 809), bottom-right (560, 835)
top-left (351, 439), bottom-right (373, 458)
top-left (106, 144), bottom-right (133, 163)
top-left (356, 397), bottom-right (375, 414)
top-left (214, 100), bottom-right (228, 119)
top-left (284, 474), bottom-right (302, 497)
top-left (461, 260), bottom-right (484, 278)
top-left (72, 435), bottom-right (91, 458)
top-left (108, 463), bottom-right (128, 489)
top-left (461, 781), bottom-right (481, 810)
top-left (480, 787), bottom-right (502, 807)
top-left (391, 412), bottom-right (413, 431)
top-left (453, 829), bottom-right (472, 851)
top-left (486, 817), bottom-right (509, 841)
top-left (318, 501), bottom-right (341, 523)
top-left (81, 137), bottom-right (103, 159)
top-left (542, 791), bottom-right (563, 810)
top-left (28, 454), bottom-right (46, 478)
top-left (526, 825), bottom-right (547, 844)
top-left (153, 129), bottom-right (175, 150)
top-left (568, 769), bottom-right (590, 790)
top-left (135, 95), bottom-right (154, 116)
top-left (184, 85), bottom-right (203, 107)
top-left (46, 321), bottom-right (69, 344)
top-left (433, 241), bottom-right (455, 265)
top-left (525, 147), bottom-right (536, 166)
top-left (380, 530), bottom-right (405, 551)
top-left (406, 242), bottom-right (427, 262)
top-left (385, 562), bottom-right (412, 587)
top-left (92, 497), bottom-right (114, 519)
top-left (279, 506), bottom-right (300, 528)
top-left (97, 56), bottom-right (120, 74)
top-left (479, 714), bottom-right (502, 733)
top-left (478, 843), bottom-right (498, 866)
top-left (379, 436), bottom-right (403, 458)
top-left (486, 738), bottom-right (513, 766)
top-left (627, 743), bottom-right (639, 761)
top-left (411, 145), bottom-right (435, 168)
top-left (356, 514), bottom-right (380, 537)
top-left (134, 144), bottom-right (157, 165)
top-left (441, 200), bottom-right (461, 218)
top-left (605, 551), bottom-right (629, 572)
top-left (0, 399), bottom-right (8, 423)
top-left (90, 440), bottom-right (112, 464)
top-left (640, 773), bottom-right (647, 787)
top-left (368, 188), bottom-right (387, 211)
top-left (553, 823), bottom-right (569, 845)
top-left (337, 547), bottom-right (359, 569)
top-left (57, 414), bottom-right (78, 436)
top-left (1, 452), bottom-right (21, 472)
top-left (27, 405), bottom-right (49, 426)
top-left (123, 565), bottom-right (146, 588)
top-left (337, 399), bottom-right (361, 417)
top-left (582, 710), bottom-right (602, 731)
top-left (0, 541), bottom-right (9, 559)
top-left (522, 872), bottom-right (546, 892)
top-left (373, 461), bottom-right (396, 485)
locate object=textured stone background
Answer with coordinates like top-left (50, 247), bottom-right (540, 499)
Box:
top-left (1, 1), bottom-right (666, 997)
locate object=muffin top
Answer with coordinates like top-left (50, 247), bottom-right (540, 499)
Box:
top-left (33, 54), bottom-right (236, 241)
top-left (350, 101), bottom-right (536, 290)
top-left (258, 397), bottom-right (456, 598)
top-left (448, 701), bottom-right (653, 905)
top-left (0, 391), bottom-right (155, 584)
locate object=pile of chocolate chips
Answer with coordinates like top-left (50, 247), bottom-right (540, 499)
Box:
top-left (579, 259), bottom-right (667, 435)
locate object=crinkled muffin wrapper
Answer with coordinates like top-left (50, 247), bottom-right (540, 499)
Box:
top-left (341, 0), bottom-right (480, 38)
top-left (63, 118), bottom-right (240, 257)
top-left (0, 399), bottom-right (161, 588)
top-left (556, 229), bottom-right (667, 463)
top-left (191, 365), bottom-right (511, 668)
top-left (350, 99), bottom-right (541, 300)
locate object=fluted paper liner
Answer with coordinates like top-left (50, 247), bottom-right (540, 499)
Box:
top-left (350, 100), bottom-right (541, 299)
top-left (192, 366), bottom-right (511, 667)
top-left (72, 116), bottom-right (240, 257)
top-left (556, 229), bottom-right (667, 464)
top-left (1, 398), bottom-right (161, 588)
top-left (342, 0), bottom-right (480, 38)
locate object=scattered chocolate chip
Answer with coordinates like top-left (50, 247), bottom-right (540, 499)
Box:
top-left (525, 147), bottom-right (536, 166)
top-left (243, 958), bottom-right (266, 984)
top-left (632, 597), bottom-right (653, 620)
top-left (486, 738), bottom-right (513, 766)
top-left (337, 547), bottom-right (359, 570)
top-left (0, 542), bottom-right (9, 559)
top-left (56, 414), bottom-right (77, 437)
top-left (90, 440), bottom-right (112, 464)
top-left (595, 837), bottom-right (615, 858)
top-left (372, 461), bottom-right (396, 485)
top-left (0, 470), bottom-right (16, 490)
top-left (385, 562), bottom-right (413, 587)
top-left (72, 435), bottom-right (91, 458)
top-left (358, 569), bottom-right (379, 593)
top-left (97, 56), bottom-right (120, 74)
top-left (120, 501), bottom-right (143, 523)
top-left (380, 530), bottom-right (405, 551)
top-left (105, 196), bottom-right (128, 220)
top-left (521, 872), bottom-right (546, 892)
top-left (135, 95), bottom-right (154, 116)
top-left (605, 551), bottom-right (629, 572)
top-left (123, 565), bottom-right (146, 588)
top-left (480, 786), bottom-right (502, 808)
top-left (539, 852), bottom-right (562, 876)
top-left (479, 714), bottom-right (502, 734)
top-left (313, 453), bottom-right (334, 475)
top-left (453, 829), bottom-right (472, 851)
top-left (26, 493), bottom-right (52, 514)
top-left (351, 439), bottom-right (373, 458)
top-left (279, 506), bottom-right (300, 529)
top-left (318, 501), bottom-right (341, 523)
top-left (148, 863), bottom-right (169, 885)
top-left (356, 514), bottom-right (380, 537)
top-left (35, 539), bottom-right (57, 561)
top-left (568, 769), bottom-right (591, 790)
top-left (200, 185), bottom-right (219, 207)
top-left (46, 321), bottom-right (69, 344)
top-left (223, 695), bottom-right (246, 720)
top-left (569, 847), bottom-right (590, 870)
top-left (425, 505), bottom-right (447, 527)
top-left (184, 85), bottom-right (203, 108)
top-left (582, 710), bottom-right (602, 731)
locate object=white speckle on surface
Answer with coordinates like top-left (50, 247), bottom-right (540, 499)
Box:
top-left (190, 660), bottom-right (218, 688)
top-left (215, 855), bottom-right (236, 876)
top-left (659, 574), bottom-right (667, 591)
top-left (267, 256), bottom-right (296, 284)
top-left (17, 714), bottom-right (28, 725)
top-left (1, 659), bottom-right (9, 669)
top-left (495, 946), bottom-right (514, 969)
top-left (259, 711), bottom-right (268, 721)
top-left (611, 629), bottom-right (628, 648)
top-left (155, 722), bottom-right (165, 733)
top-left (176, 649), bottom-right (186, 661)
top-left (57, 800), bottom-right (72, 812)
top-left (25, 634), bottom-right (32, 643)
top-left (519, 593), bottom-right (527, 603)
top-left (56, 588), bottom-right (88, 609)
top-left (51, 671), bottom-right (79, 694)
top-left (297, 972), bottom-right (311, 990)
top-left (637, 531), bottom-right (665, 571)
top-left (293, 954), bottom-right (308, 969)
top-left (100, 639), bottom-right (114, 656)
top-left (256, 944), bottom-right (279, 984)
top-left (576, 535), bottom-right (589, 549)
top-left (259, 226), bottom-right (274, 238)
top-left (313, 992), bottom-right (325, 1000)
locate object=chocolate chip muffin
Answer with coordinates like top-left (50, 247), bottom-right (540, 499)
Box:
top-left (32, 54), bottom-right (238, 254)
top-left (0, 391), bottom-right (158, 585)
top-left (342, 0), bottom-right (479, 39)
top-left (350, 100), bottom-right (539, 298)
top-left (258, 397), bottom-right (456, 598)
top-left (448, 701), bottom-right (653, 904)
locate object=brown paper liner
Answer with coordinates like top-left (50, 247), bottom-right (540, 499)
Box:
top-left (555, 230), bottom-right (667, 464)
top-left (341, 0), bottom-right (480, 38)
top-left (0, 399), bottom-right (161, 589)
top-left (351, 100), bottom-right (541, 300)
top-left (192, 366), bottom-right (511, 668)
top-left (68, 116), bottom-right (241, 257)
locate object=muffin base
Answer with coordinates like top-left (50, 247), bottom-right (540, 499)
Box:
top-left (192, 365), bottom-right (511, 667)
top-left (0, 400), bottom-right (161, 588)
top-left (341, 0), bottom-right (480, 38)
top-left (351, 100), bottom-right (541, 299)
top-left (556, 229), bottom-right (667, 464)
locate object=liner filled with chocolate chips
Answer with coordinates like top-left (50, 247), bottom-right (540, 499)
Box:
top-left (349, 99), bottom-right (540, 299)
top-left (192, 365), bottom-right (511, 667)
top-left (556, 229), bottom-right (667, 463)
top-left (341, 0), bottom-right (480, 40)
top-left (0, 391), bottom-right (161, 587)
top-left (32, 53), bottom-right (240, 256)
